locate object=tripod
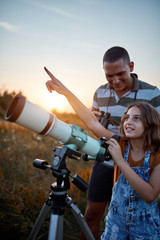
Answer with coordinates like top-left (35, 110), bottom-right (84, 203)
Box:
top-left (28, 145), bottom-right (95, 240)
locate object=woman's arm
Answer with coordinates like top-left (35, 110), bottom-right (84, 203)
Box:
top-left (119, 161), bottom-right (160, 204)
top-left (44, 67), bottom-right (114, 140)
top-left (108, 138), bottom-right (160, 203)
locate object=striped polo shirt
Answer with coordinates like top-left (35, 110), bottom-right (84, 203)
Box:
top-left (92, 74), bottom-right (160, 133)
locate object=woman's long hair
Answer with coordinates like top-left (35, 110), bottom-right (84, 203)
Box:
top-left (119, 102), bottom-right (160, 152)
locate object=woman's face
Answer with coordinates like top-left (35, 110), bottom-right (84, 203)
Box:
top-left (123, 106), bottom-right (145, 139)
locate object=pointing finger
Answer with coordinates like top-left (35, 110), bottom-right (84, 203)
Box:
top-left (44, 67), bottom-right (55, 80)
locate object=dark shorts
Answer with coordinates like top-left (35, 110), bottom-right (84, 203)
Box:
top-left (87, 161), bottom-right (114, 202)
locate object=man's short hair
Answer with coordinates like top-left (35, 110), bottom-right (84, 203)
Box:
top-left (103, 46), bottom-right (130, 66)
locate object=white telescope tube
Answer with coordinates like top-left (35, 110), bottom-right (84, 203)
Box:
top-left (5, 94), bottom-right (72, 143)
top-left (5, 95), bottom-right (104, 156)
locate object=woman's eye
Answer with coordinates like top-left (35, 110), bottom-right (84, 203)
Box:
top-left (134, 117), bottom-right (141, 121)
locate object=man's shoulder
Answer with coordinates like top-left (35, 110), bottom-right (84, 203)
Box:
top-left (97, 83), bottom-right (109, 89)
top-left (137, 79), bottom-right (158, 90)
top-left (93, 83), bottom-right (110, 99)
top-left (95, 83), bottom-right (109, 93)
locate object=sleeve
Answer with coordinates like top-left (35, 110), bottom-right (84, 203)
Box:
top-left (149, 151), bottom-right (160, 175)
top-left (151, 87), bottom-right (160, 113)
top-left (91, 90), bottom-right (99, 110)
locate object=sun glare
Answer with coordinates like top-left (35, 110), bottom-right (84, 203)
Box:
top-left (41, 91), bottom-right (69, 112)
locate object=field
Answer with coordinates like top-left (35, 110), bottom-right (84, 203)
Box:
top-left (1, 91), bottom-right (159, 239)
top-left (0, 111), bottom-right (103, 240)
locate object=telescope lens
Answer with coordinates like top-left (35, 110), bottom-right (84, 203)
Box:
top-left (5, 94), bottom-right (26, 122)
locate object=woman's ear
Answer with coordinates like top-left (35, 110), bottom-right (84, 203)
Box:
top-left (130, 61), bottom-right (134, 72)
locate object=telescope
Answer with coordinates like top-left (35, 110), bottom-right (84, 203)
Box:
top-left (5, 94), bottom-right (120, 240)
top-left (5, 94), bottom-right (119, 161)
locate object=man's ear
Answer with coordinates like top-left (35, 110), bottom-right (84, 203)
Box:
top-left (130, 61), bottom-right (134, 72)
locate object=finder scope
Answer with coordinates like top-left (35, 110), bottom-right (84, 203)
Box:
top-left (5, 94), bottom-right (108, 158)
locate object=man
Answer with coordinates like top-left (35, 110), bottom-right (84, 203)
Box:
top-left (81, 46), bottom-right (160, 239)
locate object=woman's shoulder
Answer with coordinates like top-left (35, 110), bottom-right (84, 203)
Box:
top-left (150, 150), bottom-right (160, 169)
top-left (119, 137), bottom-right (128, 153)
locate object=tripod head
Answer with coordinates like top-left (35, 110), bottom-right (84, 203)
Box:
top-left (29, 147), bottom-right (95, 240)
top-left (33, 145), bottom-right (88, 193)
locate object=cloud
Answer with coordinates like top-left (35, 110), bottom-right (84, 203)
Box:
top-left (30, 0), bottom-right (82, 19)
top-left (0, 21), bottom-right (19, 32)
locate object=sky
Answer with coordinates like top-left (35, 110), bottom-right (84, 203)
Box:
top-left (0, 0), bottom-right (160, 113)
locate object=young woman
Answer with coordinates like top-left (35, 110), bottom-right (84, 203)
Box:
top-left (44, 67), bottom-right (160, 239)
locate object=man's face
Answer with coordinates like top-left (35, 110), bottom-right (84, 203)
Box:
top-left (103, 58), bottom-right (134, 94)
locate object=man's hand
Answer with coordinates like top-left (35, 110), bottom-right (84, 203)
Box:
top-left (44, 67), bottom-right (68, 95)
top-left (91, 110), bottom-right (102, 120)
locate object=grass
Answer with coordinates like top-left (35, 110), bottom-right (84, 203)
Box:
top-left (1, 109), bottom-right (159, 239)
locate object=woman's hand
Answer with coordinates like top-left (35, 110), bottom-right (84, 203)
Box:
top-left (107, 138), bottom-right (124, 165)
top-left (44, 67), bottom-right (68, 95)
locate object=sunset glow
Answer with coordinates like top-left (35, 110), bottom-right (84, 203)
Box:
top-left (40, 91), bottom-right (70, 113)
top-left (0, 0), bottom-right (160, 113)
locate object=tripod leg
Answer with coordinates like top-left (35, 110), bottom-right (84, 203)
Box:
top-left (48, 213), bottom-right (64, 240)
top-left (66, 198), bottom-right (95, 240)
top-left (28, 202), bottom-right (50, 240)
